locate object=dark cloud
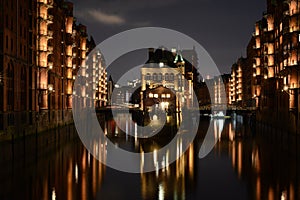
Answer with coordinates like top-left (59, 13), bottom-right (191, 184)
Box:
top-left (72, 0), bottom-right (266, 73)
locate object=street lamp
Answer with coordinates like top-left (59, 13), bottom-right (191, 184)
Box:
top-left (48, 84), bottom-right (54, 93)
top-left (47, 84), bottom-right (54, 122)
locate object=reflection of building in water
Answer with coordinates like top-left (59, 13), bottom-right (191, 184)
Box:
top-left (10, 136), bottom-right (106, 200)
top-left (224, 118), bottom-right (300, 200)
top-left (140, 143), bottom-right (196, 200)
top-left (140, 48), bottom-right (198, 111)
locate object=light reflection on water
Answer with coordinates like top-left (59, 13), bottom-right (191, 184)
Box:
top-left (0, 113), bottom-right (299, 200)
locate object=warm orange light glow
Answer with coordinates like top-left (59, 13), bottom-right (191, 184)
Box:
top-left (268, 68), bottom-right (274, 78)
top-left (256, 38), bottom-right (261, 49)
top-left (66, 17), bottom-right (73, 34)
top-left (256, 177), bottom-right (261, 200)
top-left (238, 142), bottom-right (242, 177)
top-left (39, 6), bottom-right (48, 19)
top-left (81, 40), bottom-right (87, 51)
top-left (268, 187), bottom-right (274, 200)
top-left (66, 57), bottom-right (72, 68)
top-left (66, 46), bottom-right (72, 57)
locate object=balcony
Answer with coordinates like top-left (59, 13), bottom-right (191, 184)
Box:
top-left (39, 29), bottom-right (47, 36)
top-left (39, 45), bottom-right (47, 52)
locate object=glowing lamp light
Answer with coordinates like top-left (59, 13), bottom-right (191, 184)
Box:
top-left (284, 85), bottom-right (289, 91)
top-left (48, 84), bottom-right (53, 92)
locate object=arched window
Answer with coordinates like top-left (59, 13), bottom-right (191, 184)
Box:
top-left (21, 67), bottom-right (27, 110)
top-left (165, 73), bottom-right (169, 81)
top-left (146, 73), bottom-right (151, 80)
top-left (7, 62), bottom-right (14, 112)
top-left (158, 73), bottom-right (162, 81)
top-left (178, 74), bottom-right (182, 86)
top-left (170, 73), bottom-right (174, 81)
top-left (153, 73), bottom-right (157, 81)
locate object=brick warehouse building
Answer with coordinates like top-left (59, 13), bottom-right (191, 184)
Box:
top-left (228, 0), bottom-right (300, 133)
top-left (0, 0), bottom-right (107, 137)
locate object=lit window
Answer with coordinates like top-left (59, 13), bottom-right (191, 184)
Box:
top-left (159, 62), bottom-right (164, 67)
top-left (154, 94), bottom-right (159, 98)
top-left (161, 94), bottom-right (166, 98)
top-left (149, 93), bottom-right (153, 98)
top-left (166, 94), bottom-right (171, 98)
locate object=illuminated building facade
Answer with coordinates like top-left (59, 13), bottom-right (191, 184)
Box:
top-left (250, 0), bottom-right (300, 132)
top-left (230, 58), bottom-right (249, 107)
top-left (140, 48), bottom-right (196, 111)
top-left (228, 0), bottom-right (300, 132)
top-left (214, 74), bottom-right (231, 107)
top-left (0, 0), bottom-right (106, 135)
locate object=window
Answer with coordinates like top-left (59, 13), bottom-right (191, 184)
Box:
top-left (170, 73), bottom-right (174, 81)
top-left (20, 68), bottom-right (27, 110)
top-left (154, 94), bottom-right (158, 98)
top-left (11, 38), bottom-right (13, 51)
top-left (24, 45), bottom-right (26, 57)
top-left (6, 36), bottom-right (8, 49)
top-left (178, 75), bottom-right (182, 86)
top-left (146, 73), bottom-right (151, 80)
top-left (158, 73), bottom-right (162, 81)
top-left (153, 73), bottom-right (157, 81)
top-left (7, 63), bottom-right (14, 111)
top-left (165, 73), bottom-right (169, 81)
top-left (20, 44), bottom-right (22, 55)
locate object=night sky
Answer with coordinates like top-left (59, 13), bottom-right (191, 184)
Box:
top-left (71, 0), bottom-right (266, 75)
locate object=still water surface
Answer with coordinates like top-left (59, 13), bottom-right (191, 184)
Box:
top-left (0, 113), bottom-right (299, 200)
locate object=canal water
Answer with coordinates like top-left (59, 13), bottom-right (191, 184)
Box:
top-left (0, 113), bottom-right (299, 200)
